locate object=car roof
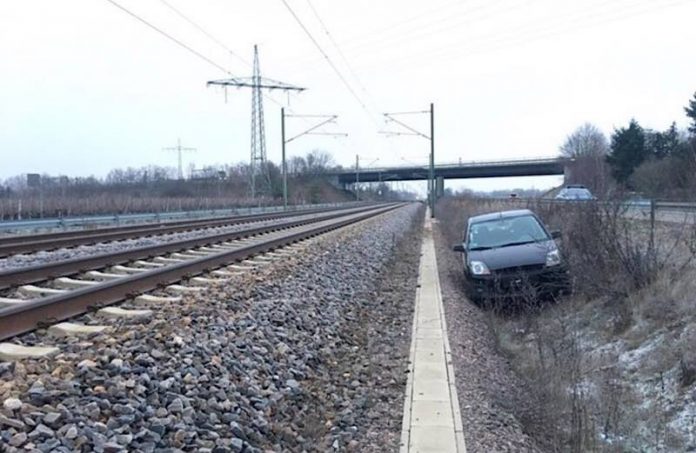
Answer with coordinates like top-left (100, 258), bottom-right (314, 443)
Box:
top-left (468, 209), bottom-right (535, 225)
top-left (561, 187), bottom-right (591, 192)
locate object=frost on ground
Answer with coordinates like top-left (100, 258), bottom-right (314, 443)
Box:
top-left (0, 204), bottom-right (422, 452)
top-left (492, 277), bottom-right (696, 452)
top-left (433, 223), bottom-right (544, 453)
top-left (435, 197), bottom-right (696, 452)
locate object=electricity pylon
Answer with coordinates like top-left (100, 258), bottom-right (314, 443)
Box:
top-left (163, 138), bottom-right (196, 180)
top-left (207, 45), bottom-right (305, 201)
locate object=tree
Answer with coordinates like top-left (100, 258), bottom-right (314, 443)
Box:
top-left (685, 91), bottom-right (696, 134)
top-left (560, 123), bottom-right (611, 193)
top-left (646, 122), bottom-right (682, 159)
top-left (304, 150), bottom-right (334, 176)
top-left (560, 123), bottom-right (609, 158)
top-left (607, 119), bottom-right (648, 185)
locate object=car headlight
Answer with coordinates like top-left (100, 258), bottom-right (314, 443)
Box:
top-left (546, 249), bottom-right (562, 267)
top-left (469, 260), bottom-right (491, 275)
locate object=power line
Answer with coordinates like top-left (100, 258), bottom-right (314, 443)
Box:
top-left (356, 0), bottom-right (690, 71)
top-left (103, 0), bottom-right (236, 77)
top-left (279, 0), bottom-right (372, 118)
top-left (318, 0), bottom-right (466, 52)
top-left (157, 0), bottom-right (250, 67)
top-left (338, 0), bottom-right (515, 55)
top-left (304, 0), bottom-right (374, 102)
top-left (438, 0), bottom-right (693, 60)
top-left (105, 0), bottom-right (303, 114)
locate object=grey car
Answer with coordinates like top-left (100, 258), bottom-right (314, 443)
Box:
top-left (555, 185), bottom-right (595, 201)
top-left (453, 209), bottom-right (569, 303)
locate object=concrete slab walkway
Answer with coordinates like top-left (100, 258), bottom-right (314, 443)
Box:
top-left (401, 210), bottom-right (466, 453)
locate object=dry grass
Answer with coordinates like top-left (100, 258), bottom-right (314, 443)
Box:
top-left (437, 196), bottom-right (696, 452)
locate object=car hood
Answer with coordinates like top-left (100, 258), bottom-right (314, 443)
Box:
top-left (468, 240), bottom-right (556, 270)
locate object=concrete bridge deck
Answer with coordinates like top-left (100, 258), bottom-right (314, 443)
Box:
top-left (329, 157), bottom-right (570, 185)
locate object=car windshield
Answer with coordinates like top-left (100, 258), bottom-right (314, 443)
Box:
top-left (468, 215), bottom-right (549, 250)
top-left (557, 188), bottom-right (593, 199)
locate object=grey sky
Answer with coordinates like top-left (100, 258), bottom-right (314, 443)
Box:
top-left (2, 0), bottom-right (695, 193)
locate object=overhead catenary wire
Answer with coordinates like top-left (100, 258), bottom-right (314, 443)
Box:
top-left (336, 0), bottom-right (515, 55)
top-left (157, 0), bottom-right (251, 68)
top-left (104, 0), bottom-right (305, 115)
top-left (301, 0), bottom-right (400, 159)
top-left (352, 0), bottom-right (691, 71)
top-left (155, 0), bottom-right (300, 111)
top-left (304, 0), bottom-right (374, 102)
top-left (103, 0), bottom-right (235, 77)
top-left (279, 0), bottom-right (374, 121)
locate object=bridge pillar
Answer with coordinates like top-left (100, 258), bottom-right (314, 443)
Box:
top-left (327, 175), bottom-right (344, 190)
top-left (563, 161), bottom-right (573, 185)
top-left (435, 176), bottom-right (445, 198)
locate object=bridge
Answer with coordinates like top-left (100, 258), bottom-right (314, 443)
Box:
top-left (328, 157), bottom-right (571, 187)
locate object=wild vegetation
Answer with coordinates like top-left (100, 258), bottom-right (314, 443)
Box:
top-left (0, 150), bottom-right (413, 219)
top-left (430, 92), bottom-right (696, 452)
top-left (561, 92), bottom-right (696, 200)
top-left (438, 193), bottom-right (696, 451)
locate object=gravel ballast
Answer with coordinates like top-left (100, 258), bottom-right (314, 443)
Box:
top-left (0, 203), bottom-right (423, 452)
top-left (0, 211), bottom-right (348, 272)
top-left (433, 222), bottom-right (544, 452)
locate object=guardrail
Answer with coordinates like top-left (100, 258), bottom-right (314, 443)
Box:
top-left (460, 197), bottom-right (696, 227)
top-left (0, 201), bottom-right (367, 234)
top-left (467, 197), bottom-right (696, 210)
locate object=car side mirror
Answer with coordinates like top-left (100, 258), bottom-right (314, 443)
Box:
top-left (452, 244), bottom-right (466, 253)
top-left (550, 230), bottom-right (562, 239)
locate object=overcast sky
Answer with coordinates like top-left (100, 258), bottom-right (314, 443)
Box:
top-left (2, 0), bottom-right (695, 193)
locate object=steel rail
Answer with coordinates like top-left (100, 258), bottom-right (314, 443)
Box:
top-left (0, 204), bottom-right (403, 341)
top-left (0, 205), bottom-right (353, 257)
top-left (0, 204), bottom-right (396, 291)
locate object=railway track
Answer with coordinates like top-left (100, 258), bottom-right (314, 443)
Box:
top-left (0, 204), bottom-right (355, 257)
top-left (0, 203), bottom-right (402, 344)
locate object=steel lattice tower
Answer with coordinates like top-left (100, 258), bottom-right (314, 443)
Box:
top-left (207, 46), bottom-right (305, 201)
top-left (249, 45), bottom-right (269, 198)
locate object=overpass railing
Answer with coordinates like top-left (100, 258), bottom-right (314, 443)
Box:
top-left (330, 156), bottom-right (569, 174)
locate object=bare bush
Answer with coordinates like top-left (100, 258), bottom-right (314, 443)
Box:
top-left (436, 196), bottom-right (696, 452)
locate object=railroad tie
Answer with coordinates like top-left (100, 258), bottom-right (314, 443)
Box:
top-left (227, 264), bottom-right (256, 271)
top-left (183, 250), bottom-right (211, 256)
top-left (170, 253), bottom-right (200, 260)
top-left (210, 245), bottom-right (239, 251)
top-left (197, 246), bottom-right (222, 252)
top-left (254, 255), bottom-right (276, 262)
top-left (153, 256), bottom-right (186, 264)
top-left (86, 270), bottom-right (123, 281)
top-left (0, 297), bottom-right (28, 308)
top-left (190, 276), bottom-right (231, 286)
top-left (18, 285), bottom-right (68, 297)
top-left (266, 251), bottom-right (295, 258)
top-left (0, 343), bottom-right (60, 361)
top-left (97, 307), bottom-right (153, 319)
top-left (47, 322), bottom-right (110, 337)
top-left (242, 259), bottom-right (269, 267)
top-left (111, 265), bottom-right (150, 274)
top-left (210, 269), bottom-right (241, 277)
top-left (166, 284), bottom-right (204, 294)
top-left (54, 277), bottom-right (101, 290)
top-left (133, 260), bottom-right (166, 268)
top-left (134, 294), bottom-right (182, 304)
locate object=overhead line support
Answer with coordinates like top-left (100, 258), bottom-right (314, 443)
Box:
top-left (281, 109), bottom-right (347, 209)
top-left (380, 104), bottom-right (436, 217)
